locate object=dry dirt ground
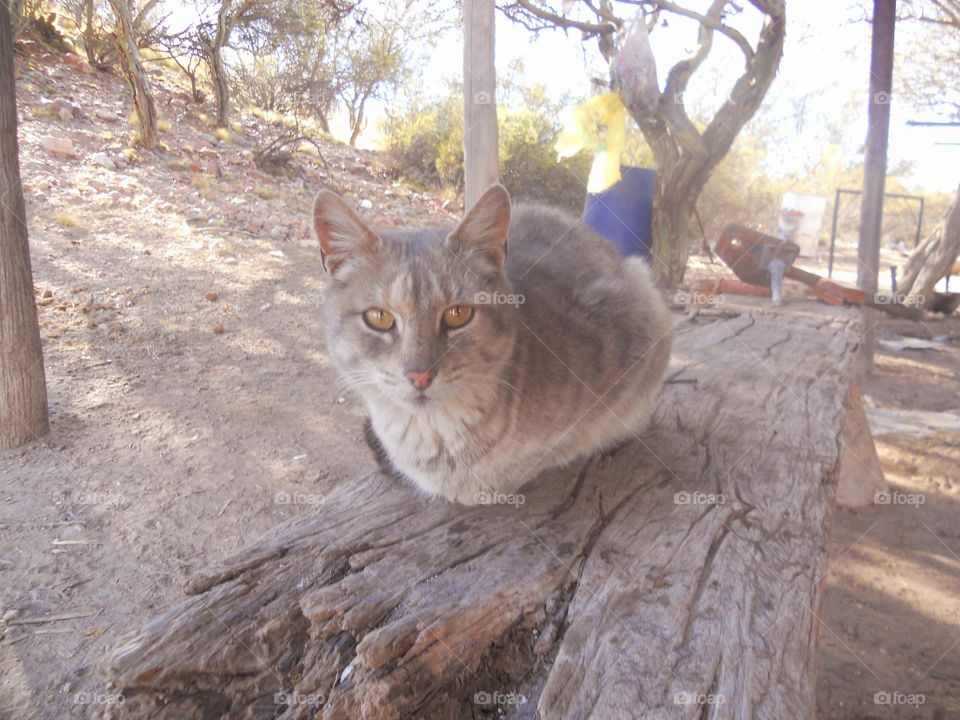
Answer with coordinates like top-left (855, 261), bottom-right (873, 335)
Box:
top-left (1, 49), bottom-right (959, 719)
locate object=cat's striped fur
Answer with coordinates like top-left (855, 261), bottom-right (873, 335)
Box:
top-left (313, 185), bottom-right (672, 505)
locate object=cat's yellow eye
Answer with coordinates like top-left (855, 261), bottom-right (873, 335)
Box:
top-left (363, 307), bottom-right (396, 331)
top-left (442, 305), bottom-right (474, 330)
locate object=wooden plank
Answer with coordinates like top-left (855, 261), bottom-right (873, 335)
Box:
top-left (462, 0), bottom-right (499, 210)
top-left (99, 304), bottom-right (862, 720)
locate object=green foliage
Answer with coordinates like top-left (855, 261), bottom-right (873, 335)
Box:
top-left (383, 86), bottom-right (591, 212)
top-left (382, 91), bottom-right (463, 187)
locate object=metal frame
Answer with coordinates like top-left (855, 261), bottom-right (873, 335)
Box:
top-left (827, 188), bottom-right (926, 278)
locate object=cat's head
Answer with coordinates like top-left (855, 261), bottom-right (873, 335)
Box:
top-left (312, 184), bottom-right (518, 410)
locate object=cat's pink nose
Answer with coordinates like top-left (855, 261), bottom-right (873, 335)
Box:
top-left (406, 371), bottom-right (435, 391)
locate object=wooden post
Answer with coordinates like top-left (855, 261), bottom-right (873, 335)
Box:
top-left (856, 0), bottom-right (896, 369)
top-left (462, 0), bottom-right (498, 210)
top-left (0, 2), bottom-right (50, 449)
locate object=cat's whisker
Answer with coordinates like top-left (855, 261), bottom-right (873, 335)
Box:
top-left (453, 373), bottom-right (536, 411)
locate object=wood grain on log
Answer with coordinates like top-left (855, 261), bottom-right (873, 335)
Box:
top-left (100, 303), bottom-right (862, 720)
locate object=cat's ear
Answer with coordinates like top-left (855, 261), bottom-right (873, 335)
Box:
top-left (312, 190), bottom-right (381, 276)
top-left (446, 184), bottom-right (511, 270)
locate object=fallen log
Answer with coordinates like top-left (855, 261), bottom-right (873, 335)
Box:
top-left (100, 303), bottom-right (863, 720)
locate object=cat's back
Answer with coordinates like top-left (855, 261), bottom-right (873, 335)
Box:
top-left (504, 203), bottom-right (656, 326)
top-left (505, 204), bottom-right (622, 287)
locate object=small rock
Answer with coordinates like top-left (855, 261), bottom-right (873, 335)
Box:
top-left (205, 291), bottom-right (219, 302)
top-left (223, 257), bottom-right (238, 265)
top-left (94, 108), bottom-right (119, 123)
top-left (212, 321), bottom-right (225, 334)
top-left (268, 249), bottom-right (285, 259)
top-left (260, 303), bottom-right (271, 312)
top-left (40, 136), bottom-right (79, 158)
top-left (89, 152), bottom-right (116, 170)
top-left (42, 289), bottom-right (53, 298)
top-left (359, 199), bottom-right (374, 211)
top-left (62, 54), bottom-right (93, 73)
top-left (51, 97), bottom-right (79, 118)
top-left (88, 179), bottom-right (107, 192)
top-left (269, 227), bottom-right (284, 240)
top-left (205, 158), bottom-right (222, 177)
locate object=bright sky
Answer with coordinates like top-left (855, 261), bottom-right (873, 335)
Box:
top-left (347, 0), bottom-right (959, 194)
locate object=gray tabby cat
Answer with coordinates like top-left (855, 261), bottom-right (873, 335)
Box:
top-left (313, 184), bottom-right (672, 505)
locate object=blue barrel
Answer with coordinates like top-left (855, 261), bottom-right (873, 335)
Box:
top-left (583, 166), bottom-right (656, 257)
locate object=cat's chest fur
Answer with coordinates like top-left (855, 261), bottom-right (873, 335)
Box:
top-left (367, 387), bottom-right (512, 501)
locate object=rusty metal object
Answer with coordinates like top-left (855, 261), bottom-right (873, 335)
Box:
top-left (716, 223), bottom-right (922, 319)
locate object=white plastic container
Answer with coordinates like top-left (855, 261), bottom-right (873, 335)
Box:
top-left (780, 193), bottom-right (828, 257)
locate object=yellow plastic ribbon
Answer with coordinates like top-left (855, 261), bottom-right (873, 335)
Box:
top-left (555, 92), bottom-right (628, 194)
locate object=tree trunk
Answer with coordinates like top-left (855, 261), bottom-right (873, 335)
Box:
top-left (898, 185), bottom-right (960, 304)
top-left (206, 0), bottom-right (232, 128)
top-left (84, 0), bottom-right (97, 66)
top-left (348, 98), bottom-right (365, 147)
top-left (618, 6), bottom-right (786, 288)
top-left (108, 0), bottom-right (158, 149)
top-left (0, 3), bottom-right (49, 449)
top-left (100, 303), bottom-right (864, 719)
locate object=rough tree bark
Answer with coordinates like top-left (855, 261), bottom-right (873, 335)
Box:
top-left (0, 3), bottom-right (50, 449)
top-left (504, 1), bottom-right (787, 288)
top-left (108, 0), bottom-right (158, 148)
top-left (100, 303), bottom-right (863, 719)
top-left (898, 185), bottom-right (960, 304)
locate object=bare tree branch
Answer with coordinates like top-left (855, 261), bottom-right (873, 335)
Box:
top-left (506, 0), bottom-right (617, 38)
top-left (641, 0), bottom-right (755, 60)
